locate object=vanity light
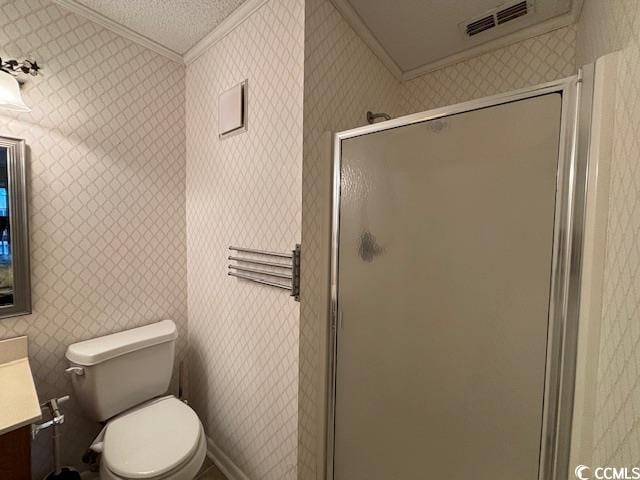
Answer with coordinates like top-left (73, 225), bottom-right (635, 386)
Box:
top-left (0, 58), bottom-right (41, 113)
top-left (0, 71), bottom-right (30, 112)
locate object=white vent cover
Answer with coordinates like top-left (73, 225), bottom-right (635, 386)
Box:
top-left (461, 0), bottom-right (533, 38)
top-left (219, 80), bottom-right (248, 138)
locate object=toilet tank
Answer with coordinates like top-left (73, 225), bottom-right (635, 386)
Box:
top-left (65, 320), bottom-right (178, 421)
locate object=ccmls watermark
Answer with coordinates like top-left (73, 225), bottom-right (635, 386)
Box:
top-left (575, 465), bottom-right (640, 480)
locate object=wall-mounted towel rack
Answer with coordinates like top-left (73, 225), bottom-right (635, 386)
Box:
top-left (228, 245), bottom-right (301, 301)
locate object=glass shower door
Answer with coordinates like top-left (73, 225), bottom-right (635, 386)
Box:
top-left (333, 93), bottom-right (563, 480)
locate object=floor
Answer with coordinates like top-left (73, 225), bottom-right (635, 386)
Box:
top-left (196, 456), bottom-right (228, 480)
top-left (78, 456), bottom-right (227, 480)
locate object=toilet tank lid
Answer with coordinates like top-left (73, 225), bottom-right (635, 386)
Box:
top-left (65, 320), bottom-right (178, 366)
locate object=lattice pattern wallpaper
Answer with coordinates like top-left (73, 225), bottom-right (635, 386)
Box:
top-left (577, 0), bottom-right (640, 467)
top-left (398, 25), bottom-right (577, 115)
top-left (0, 0), bottom-right (186, 477)
top-left (299, 0), bottom-right (400, 477)
top-left (299, 4), bottom-right (578, 478)
top-left (185, 0), bottom-right (304, 478)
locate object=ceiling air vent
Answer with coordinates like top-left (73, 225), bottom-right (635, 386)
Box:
top-left (462, 0), bottom-right (533, 38)
top-left (496, 1), bottom-right (529, 24)
top-left (466, 15), bottom-right (496, 37)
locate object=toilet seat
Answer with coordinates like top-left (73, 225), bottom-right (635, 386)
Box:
top-left (100, 396), bottom-right (206, 480)
top-left (100, 430), bottom-right (206, 480)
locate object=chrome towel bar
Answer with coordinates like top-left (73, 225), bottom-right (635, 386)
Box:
top-left (228, 245), bottom-right (301, 301)
top-left (228, 246), bottom-right (293, 258)
top-left (228, 271), bottom-right (292, 291)
top-left (228, 255), bottom-right (293, 269)
top-left (229, 264), bottom-right (293, 279)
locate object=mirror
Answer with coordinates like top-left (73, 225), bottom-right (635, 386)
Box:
top-left (0, 136), bottom-right (30, 318)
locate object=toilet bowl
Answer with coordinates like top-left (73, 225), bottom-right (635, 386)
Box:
top-left (99, 396), bottom-right (206, 480)
top-left (65, 320), bottom-right (205, 480)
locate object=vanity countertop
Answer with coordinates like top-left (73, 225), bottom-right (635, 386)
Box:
top-left (0, 336), bottom-right (41, 435)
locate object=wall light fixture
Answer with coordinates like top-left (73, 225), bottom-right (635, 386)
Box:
top-left (0, 58), bottom-right (41, 113)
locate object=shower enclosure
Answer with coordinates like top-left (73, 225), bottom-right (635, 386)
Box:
top-left (327, 73), bottom-right (592, 480)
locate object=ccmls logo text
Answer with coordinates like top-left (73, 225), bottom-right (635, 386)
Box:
top-left (575, 465), bottom-right (640, 480)
top-left (576, 465), bottom-right (591, 480)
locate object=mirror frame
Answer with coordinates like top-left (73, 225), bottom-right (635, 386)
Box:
top-left (0, 135), bottom-right (30, 318)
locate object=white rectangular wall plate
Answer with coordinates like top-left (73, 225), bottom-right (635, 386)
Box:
top-left (219, 79), bottom-right (248, 139)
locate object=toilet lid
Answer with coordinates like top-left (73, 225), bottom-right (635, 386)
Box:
top-left (103, 397), bottom-right (201, 479)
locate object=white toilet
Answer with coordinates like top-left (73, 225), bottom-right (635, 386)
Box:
top-left (65, 320), bottom-right (206, 480)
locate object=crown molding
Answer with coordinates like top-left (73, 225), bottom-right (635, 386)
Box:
top-left (52, 0), bottom-right (585, 76)
top-left (51, 0), bottom-right (183, 64)
top-left (184, 0), bottom-right (269, 65)
top-left (52, 0), bottom-right (271, 66)
top-left (331, 0), bottom-right (583, 83)
top-left (402, 11), bottom-right (578, 81)
top-left (329, 0), bottom-right (403, 81)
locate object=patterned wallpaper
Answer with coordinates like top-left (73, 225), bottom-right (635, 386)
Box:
top-left (577, 0), bottom-right (640, 468)
top-left (0, 0), bottom-right (186, 477)
top-left (399, 25), bottom-right (577, 115)
top-left (2, 1), bottom-right (626, 479)
top-left (299, 0), bottom-right (400, 477)
top-left (299, 3), bottom-right (578, 478)
top-left (185, 0), bottom-right (304, 479)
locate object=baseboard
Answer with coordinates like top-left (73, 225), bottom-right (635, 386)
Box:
top-left (206, 436), bottom-right (251, 480)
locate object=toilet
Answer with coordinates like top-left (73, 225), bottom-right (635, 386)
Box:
top-left (65, 320), bottom-right (206, 480)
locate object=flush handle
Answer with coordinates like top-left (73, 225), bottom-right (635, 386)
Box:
top-left (64, 366), bottom-right (85, 376)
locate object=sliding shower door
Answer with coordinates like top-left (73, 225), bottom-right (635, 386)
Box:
top-left (330, 84), bottom-right (584, 480)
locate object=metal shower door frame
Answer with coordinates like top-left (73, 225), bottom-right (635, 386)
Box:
top-left (327, 70), bottom-right (594, 480)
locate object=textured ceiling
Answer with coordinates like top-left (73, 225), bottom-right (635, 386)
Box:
top-left (74, 0), bottom-right (248, 54)
top-left (346, 0), bottom-right (573, 71)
